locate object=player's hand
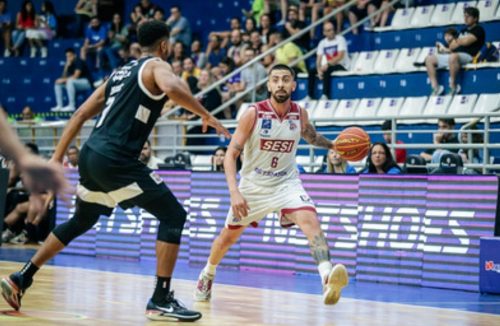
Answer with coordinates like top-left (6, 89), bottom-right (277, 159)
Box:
top-left (230, 190), bottom-right (249, 219)
top-left (201, 115), bottom-right (231, 139)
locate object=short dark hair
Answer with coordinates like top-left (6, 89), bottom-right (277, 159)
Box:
top-left (65, 48), bottom-right (75, 54)
top-left (25, 142), bottom-right (39, 155)
top-left (438, 118), bottom-right (455, 126)
top-left (138, 20), bottom-right (170, 48)
top-left (68, 145), bottom-right (79, 152)
top-left (269, 64), bottom-right (295, 79)
top-left (444, 27), bottom-right (458, 38)
top-left (464, 7), bottom-right (479, 20)
top-left (381, 120), bottom-right (396, 131)
top-left (171, 5), bottom-right (181, 12)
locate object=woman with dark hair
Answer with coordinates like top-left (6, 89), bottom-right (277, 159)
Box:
top-left (11, 0), bottom-right (36, 56)
top-left (362, 142), bottom-right (402, 174)
top-left (26, 0), bottom-right (57, 58)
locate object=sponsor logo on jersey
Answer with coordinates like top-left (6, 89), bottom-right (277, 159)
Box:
top-left (149, 172), bottom-right (163, 185)
top-left (260, 139), bottom-right (295, 153)
top-left (260, 118), bottom-right (272, 137)
top-left (288, 120), bottom-right (297, 130)
top-left (300, 194), bottom-right (312, 203)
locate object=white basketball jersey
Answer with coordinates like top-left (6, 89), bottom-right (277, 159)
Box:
top-left (240, 99), bottom-right (302, 188)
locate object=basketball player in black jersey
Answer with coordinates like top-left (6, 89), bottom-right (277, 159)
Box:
top-left (1, 21), bottom-right (230, 322)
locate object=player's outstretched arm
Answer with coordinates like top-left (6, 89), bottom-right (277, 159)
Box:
top-left (224, 107), bottom-right (255, 218)
top-left (153, 62), bottom-right (230, 139)
top-left (300, 108), bottom-right (334, 149)
top-left (52, 82), bottom-right (108, 163)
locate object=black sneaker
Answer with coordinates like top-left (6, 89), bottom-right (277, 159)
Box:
top-left (1, 272), bottom-right (32, 311)
top-left (145, 291), bottom-right (202, 322)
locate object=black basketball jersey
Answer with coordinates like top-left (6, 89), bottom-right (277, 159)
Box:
top-left (85, 57), bottom-right (168, 160)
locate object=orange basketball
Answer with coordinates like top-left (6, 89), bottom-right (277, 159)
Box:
top-left (334, 127), bottom-right (371, 161)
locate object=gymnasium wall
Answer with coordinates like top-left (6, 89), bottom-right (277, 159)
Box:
top-left (56, 170), bottom-right (499, 292)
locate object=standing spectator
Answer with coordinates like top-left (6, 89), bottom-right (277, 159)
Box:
top-left (205, 34), bottom-right (226, 69)
top-left (139, 140), bottom-right (163, 170)
top-left (190, 39), bottom-right (206, 68)
top-left (420, 118), bottom-right (459, 162)
top-left (0, 0), bottom-right (12, 57)
top-left (317, 149), bottom-right (356, 174)
top-left (51, 48), bottom-right (92, 112)
top-left (26, 0), bottom-right (57, 58)
top-left (80, 16), bottom-right (107, 74)
top-left (211, 146), bottom-right (226, 172)
top-left (10, 0), bottom-right (36, 57)
top-left (74, 0), bottom-right (97, 37)
top-left (64, 145), bottom-right (79, 168)
top-left (362, 142), bottom-right (402, 174)
top-left (166, 5), bottom-right (191, 49)
top-left (313, 21), bottom-right (349, 100)
top-left (425, 7), bottom-right (485, 95)
top-left (381, 120), bottom-right (406, 164)
top-left (282, 7), bottom-right (309, 50)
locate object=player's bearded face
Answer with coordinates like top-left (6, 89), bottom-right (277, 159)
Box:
top-left (268, 71), bottom-right (296, 103)
top-left (272, 88), bottom-right (291, 103)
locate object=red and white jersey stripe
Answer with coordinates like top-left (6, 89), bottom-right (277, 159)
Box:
top-left (240, 99), bottom-right (302, 188)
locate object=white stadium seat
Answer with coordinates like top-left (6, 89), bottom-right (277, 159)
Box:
top-left (399, 96), bottom-right (429, 123)
top-left (473, 93), bottom-right (500, 114)
top-left (355, 98), bottom-right (382, 124)
top-left (422, 95), bottom-right (453, 118)
top-left (430, 3), bottom-right (456, 25)
top-left (191, 155), bottom-right (212, 171)
top-left (236, 102), bottom-right (253, 120)
top-left (415, 47), bottom-right (437, 65)
top-left (394, 48), bottom-right (421, 72)
top-left (391, 7), bottom-right (415, 29)
top-left (497, 2), bottom-right (500, 18)
top-left (373, 49), bottom-right (399, 73)
top-left (477, 0), bottom-right (499, 21)
top-left (352, 51), bottom-right (379, 74)
top-left (334, 99), bottom-right (360, 125)
top-left (447, 94), bottom-right (478, 122)
top-left (410, 5), bottom-right (436, 27)
top-left (296, 155), bottom-right (323, 173)
top-left (312, 99), bottom-right (339, 126)
top-left (377, 97), bottom-right (405, 117)
top-left (451, 1), bottom-right (477, 24)
top-left (295, 100), bottom-right (318, 116)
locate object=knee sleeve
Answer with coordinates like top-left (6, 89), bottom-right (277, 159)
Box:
top-left (52, 198), bottom-right (112, 246)
top-left (142, 192), bottom-right (187, 244)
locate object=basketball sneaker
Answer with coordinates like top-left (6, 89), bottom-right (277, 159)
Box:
top-left (194, 270), bottom-right (214, 302)
top-left (1, 272), bottom-right (32, 311)
top-left (145, 291), bottom-right (202, 322)
top-left (323, 264), bottom-right (349, 305)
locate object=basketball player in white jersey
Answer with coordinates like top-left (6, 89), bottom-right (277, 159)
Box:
top-left (195, 64), bottom-right (348, 305)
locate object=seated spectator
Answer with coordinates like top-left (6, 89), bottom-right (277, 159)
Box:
top-left (233, 47), bottom-right (267, 105)
top-left (249, 30), bottom-right (263, 54)
top-left (459, 126), bottom-right (483, 174)
top-left (348, 0), bottom-right (370, 35)
top-left (216, 57), bottom-right (241, 105)
top-left (74, 0), bottom-right (97, 37)
top-left (211, 146), bottom-right (226, 172)
top-left (170, 59), bottom-right (183, 77)
top-left (129, 42), bottom-right (141, 59)
top-left (369, 0), bottom-right (393, 29)
top-left (425, 7), bottom-right (485, 95)
top-left (181, 57), bottom-right (201, 81)
top-left (361, 142), bottom-right (402, 174)
top-left (19, 105), bottom-right (43, 124)
top-left (435, 27), bottom-right (459, 55)
top-left (64, 145), bottom-right (79, 168)
top-left (167, 40), bottom-right (186, 63)
top-left (205, 34), bottom-right (226, 69)
top-left (26, 0), bottom-right (57, 58)
top-left (381, 120), bottom-right (406, 164)
top-left (317, 149), bottom-right (357, 174)
top-left (273, 30), bottom-right (307, 75)
top-left (136, 0), bottom-right (158, 19)
top-left (311, 21), bottom-right (349, 100)
top-left (244, 16), bottom-right (257, 35)
top-left (139, 140), bottom-right (163, 169)
top-left (102, 13), bottom-right (128, 71)
top-left (0, 0), bottom-right (13, 57)
top-left (197, 69), bottom-right (228, 119)
top-left (51, 48), bottom-right (93, 112)
top-left (299, 0), bottom-right (323, 38)
top-left (166, 5), bottom-right (191, 49)
top-left (258, 13), bottom-right (276, 44)
top-left (152, 7), bottom-right (165, 22)
top-left (190, 39), bottom-right (206, 68)
top-left (282, 6), bottom-right (309, 50)
top-left (129, 4), bottom-right (147, 26)
top-left (420, 118), bottom-right (459, 163)
top-left (227, 29), bottom-right (247, 67)
top-left (323, 0), bottom-right (346, 34)
top-left (80, 16), bottom-right (107, 71)
top-left (10, 0), bottom-right (36, 57)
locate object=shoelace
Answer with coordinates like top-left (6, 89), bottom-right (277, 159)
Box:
top-left (165, 291), bottom-right (187, 310)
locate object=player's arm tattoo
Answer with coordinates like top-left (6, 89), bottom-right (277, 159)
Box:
top-left (302, 121), bottom-right (333, 149)
top-left (310, 233), bottom-right (331, 264)
top-left (231, 140), bottom-right (243, 153)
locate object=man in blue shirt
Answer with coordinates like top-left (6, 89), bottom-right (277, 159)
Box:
top-left (166, 5), bottom-right (191, 49)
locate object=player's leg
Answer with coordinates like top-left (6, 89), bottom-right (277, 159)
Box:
top-left (1, 198), bottom-right (112, 310)
top-left (285, 209), bottom-right (348, 305)
top-left (194, 226), bottom-right (247, 301)
top-left (138, 188), bottom-right (201, 322)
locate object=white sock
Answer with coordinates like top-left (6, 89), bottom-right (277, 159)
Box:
top-left (204, 262), bottom-right (217, 276)
top-left (318, 261), bottom-right (333, 283)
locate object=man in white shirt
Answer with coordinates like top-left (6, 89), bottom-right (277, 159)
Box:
top-left (139, 140), bottom-right (164, 170)
top-left (315, 21), bottom-right (350, 100)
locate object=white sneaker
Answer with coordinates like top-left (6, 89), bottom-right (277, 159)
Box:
top-left (30, 47), bottom-right (36, 58)
top-left (1, 229), bottom-right (15, 243)
top-left (194, 270), bottom-right (214, 302)
top-left (3, 49), bottom-right (11, 57)
top-left (9, 230), bottom-right (28, 244)
top-left (60, 105), bottom-right (75, 112)
top-left (323, 264), bottom-right (349, 305)
top-left (40, 47), bottom-right (48, 58)
top-left (50, 106), bottom-right (63, 112)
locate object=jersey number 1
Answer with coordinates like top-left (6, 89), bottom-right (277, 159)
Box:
top-left (96, 97), bottom-right (115, 128)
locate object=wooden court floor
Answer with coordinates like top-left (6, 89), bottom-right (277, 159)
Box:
top-left (0, 261), bottom-right (499, 326)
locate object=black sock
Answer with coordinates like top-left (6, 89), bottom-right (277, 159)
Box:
top-left (19, 260), bottom-right (39, 280)
top-left (152, 276), bottom-right (171, 303)
top-left (25, 223), bottom-right (37, 242)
